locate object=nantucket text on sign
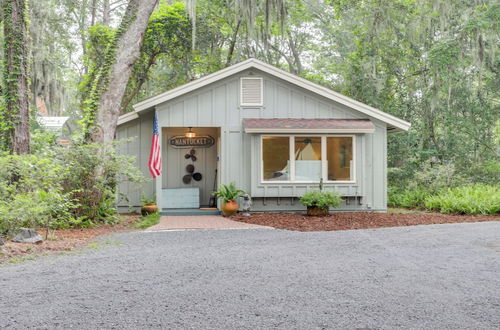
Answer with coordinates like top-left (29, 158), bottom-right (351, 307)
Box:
top-left (169, 135), bottom-right (215, 148)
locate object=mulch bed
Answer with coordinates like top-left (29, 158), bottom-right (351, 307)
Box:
top-left (0, 214), bottom-right (140, 264)
top-left (230, 211), bottom-right (500, 232)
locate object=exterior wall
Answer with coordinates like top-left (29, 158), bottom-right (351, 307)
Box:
top-left (116, 114), bottom-right (155, 212)
top-left (148, 68), bottom-right (388, 212)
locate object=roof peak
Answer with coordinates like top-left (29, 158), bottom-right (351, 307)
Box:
top-left (124, 59), bottom-right (410, 132)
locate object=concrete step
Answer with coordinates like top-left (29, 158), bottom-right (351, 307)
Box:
top-left (161, 208), bottom-right (220, 216)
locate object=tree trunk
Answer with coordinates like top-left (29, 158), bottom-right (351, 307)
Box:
top-left (91, 0), bottom-right (97, 26)
top-left (2, 0), bottom-right (30, 154)
top-left (102, 0), bottom-right (111, 26)
top-left (120, 52), bottom-right (159, 112)
top-left (90, 0), bottom-right (158, 145)
top-left (225, 18), bottom-right (242, 67)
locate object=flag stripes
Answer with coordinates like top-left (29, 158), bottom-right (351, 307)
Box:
top-left (148, 112), bottom-right (162, 178)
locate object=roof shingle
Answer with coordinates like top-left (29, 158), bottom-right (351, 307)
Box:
top-left (243, 118), bottom-right (375, 133)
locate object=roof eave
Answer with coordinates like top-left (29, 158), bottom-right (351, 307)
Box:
top-left (122, 58), bottom-right (411, 131)
top-left (244, 128), bottom-right (376, 134)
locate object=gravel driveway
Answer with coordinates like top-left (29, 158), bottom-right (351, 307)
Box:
top-left (1, 222), bottom-right (499, 329)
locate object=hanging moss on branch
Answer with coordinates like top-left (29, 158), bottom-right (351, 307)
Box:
top-left (1, 0), bottom-right (30, 154)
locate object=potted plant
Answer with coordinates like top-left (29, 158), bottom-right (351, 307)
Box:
top-left (300, 183), bottom-right (341, 216)
top-left (212, 182), bottom-right (246, 216)
top-left (140, 195), bottom-right (158, 216)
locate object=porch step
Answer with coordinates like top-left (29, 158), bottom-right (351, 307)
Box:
top-left (161, 208), bottom-right (220, 216)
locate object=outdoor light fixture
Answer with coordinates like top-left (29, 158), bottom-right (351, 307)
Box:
top-left (185, 127), bottom-right (196, 138)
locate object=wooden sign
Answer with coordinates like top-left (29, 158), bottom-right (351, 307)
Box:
top-left (169, 135), bottom-right (215, 148)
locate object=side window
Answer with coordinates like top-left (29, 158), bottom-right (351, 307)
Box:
top-left (326, 137), bottom-right (353, 181)
top-left (262, 136), bottom-right (290, 181)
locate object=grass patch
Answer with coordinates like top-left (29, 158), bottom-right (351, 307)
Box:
top-left (85, 239), bottom-right (122, 251)
top-left (4, 254), bottom-right (37, 264)
top-left (133, 212), bottom-right (160, 229)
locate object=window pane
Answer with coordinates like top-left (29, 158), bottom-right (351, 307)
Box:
top-left (294, 137), bottom-right (322, 181)
top-left (263, 136), bottom-right (290, 181)
top-left (327, 137), bottom-right (353, 181)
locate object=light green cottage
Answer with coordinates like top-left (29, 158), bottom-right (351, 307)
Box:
top-left (116, 59), bottom-right (410, 214)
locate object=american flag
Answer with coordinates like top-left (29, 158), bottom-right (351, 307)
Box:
top-left (148, 112), bottom-right (162, 178)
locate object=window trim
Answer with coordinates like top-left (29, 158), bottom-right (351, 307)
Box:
top-left (240, 77), bottom-right (264, 107)
top-left (260, 134), bottom-right (356, 184)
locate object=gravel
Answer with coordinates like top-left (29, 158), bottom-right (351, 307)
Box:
top-left (1, 222), bottom-right (499, 329)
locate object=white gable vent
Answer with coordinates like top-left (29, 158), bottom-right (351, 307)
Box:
top-left (240, 77), bottom-right (263, 106)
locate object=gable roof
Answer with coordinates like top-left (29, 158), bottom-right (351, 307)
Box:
top-left (119, 58), bottom-right (410, 131)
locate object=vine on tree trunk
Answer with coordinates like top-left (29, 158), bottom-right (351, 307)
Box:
top-left (81, 8), bottom-right (137, 141)
top-left (1, 0), bottom-right (30, 154)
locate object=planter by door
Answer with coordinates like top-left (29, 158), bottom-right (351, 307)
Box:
top-left (141, 203), bottom-right (158, 215)
top-left (221, 200), bottom-right (239, 216)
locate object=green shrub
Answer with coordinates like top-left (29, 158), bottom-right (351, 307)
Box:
top-left (0, 189), bottom-right (78, 237)
top-left (300, 190), bottom-right (342, 210)
top-left (388, 187), bottom-right (431, 209)
top-left (424, 184), bottom-right (500, 215)
top-left (51, 142), bottom-right (145, 222)
top-left (0, 140), bottom-right (146, 236)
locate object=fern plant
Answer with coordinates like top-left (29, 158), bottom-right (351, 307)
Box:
top-left (213, 182), bottom-right (246, 203)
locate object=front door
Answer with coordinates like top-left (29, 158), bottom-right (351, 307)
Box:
top-left (162, 127), bottom-right (219, 207)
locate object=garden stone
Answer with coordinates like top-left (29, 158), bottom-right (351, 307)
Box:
top-left (12, 228), bottom-right (43, 243)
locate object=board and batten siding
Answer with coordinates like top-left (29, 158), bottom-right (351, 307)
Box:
top-left (146, 68), bottom-right (388, 211)
top-left (116, 114), bottom-right (155, 211)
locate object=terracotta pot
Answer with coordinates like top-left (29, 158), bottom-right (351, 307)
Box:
top-left (141, 203), bottom-right (158, 216)
top-left (221, 200), bottom-right (239, 217)
top-left (306, 206), bottom-right (329, 216)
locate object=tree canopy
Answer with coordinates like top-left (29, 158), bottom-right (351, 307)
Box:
top-left (0, 0), bottom-right (498, 185)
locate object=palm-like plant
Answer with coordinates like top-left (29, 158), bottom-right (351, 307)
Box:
top-left (213, 182), bottom-right (246, 203)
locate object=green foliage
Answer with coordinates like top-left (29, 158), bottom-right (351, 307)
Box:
top-left (388, 158), bottom-right (500, 214)
top-left (0, 139), bottom-right (146, 236)
top-left (0, 153), bottom-right (77, 236)
top-left (389, 160), bottom-right (467, 194)
top-left (51, 141), bottom-right (145, 222)
top-left (388, 187), bottom-right (431, 209)
top-left (120, 1), bottom-right (228, 112)
top-left (140, 194), bottom-right (156, 205)
top-left (213, 182), bottom-right (246, 203)
top-left (1, 0), bottom-right (30, 152)
top-left (79, 24), bottom-right (115, 108)
top-left (80, 6), bottom-right (138, 140)
top-left (30, 129), bottom-right (59, 153)
top-left (314, 0), bottom-right (499, 190)
top-left (424, 184), bottom-right (500, 215)
top-left (133, 212), bottom-right (160, 229)
top-left (300, 190), bottom-right (342, 210)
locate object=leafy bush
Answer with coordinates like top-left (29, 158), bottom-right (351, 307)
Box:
top-left (300, 190), bottom-right (342, 210)
top-left (424, 184), bottom-right (500, 215)
top-left (388, 187), bottom-right (431, 209)
top-left (52, 142), bottom-right (145, 223)
top-left (0, 140), bottom-right (145, 236)
top-left (0, 153), bottom-right (79, 237)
